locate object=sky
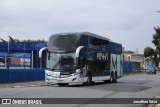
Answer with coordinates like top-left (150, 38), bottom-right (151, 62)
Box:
top-left (0, 0), bottom-right (160, 54)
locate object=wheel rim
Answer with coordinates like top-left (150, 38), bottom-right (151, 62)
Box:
top-left (110, 75), bottom-right (113, 82)
top-left (110, 73), bottom-right (114, 83)
top-left (114, 73), bottom-right (117, 82)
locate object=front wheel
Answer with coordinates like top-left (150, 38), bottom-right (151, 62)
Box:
top-left (114, 72), bottom-right (117, 83)
top-left (84, 73), bottom-right (92, 86)
top-left (104, 80), bottom-right (110, 83)
top-left (110, 72), bottom-right (114, 83)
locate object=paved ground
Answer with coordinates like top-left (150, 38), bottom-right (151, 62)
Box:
top-left (0, 81), bottom-right (48, 88)
top-left (0, 72), bottom-right (160, 107)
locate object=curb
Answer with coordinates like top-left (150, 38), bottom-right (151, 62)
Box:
top-left (10, 83), bottom-right (54, 88)
top-left (0, 81), bottom-right (55, 88)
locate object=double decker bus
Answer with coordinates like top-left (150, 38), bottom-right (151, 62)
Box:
top-left (39, 32), bottom-right (123, 86)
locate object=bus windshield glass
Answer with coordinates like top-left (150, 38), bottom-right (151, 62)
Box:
top-left (46, 52), bottom-right (76, 71)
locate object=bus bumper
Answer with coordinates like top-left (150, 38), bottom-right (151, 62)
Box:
top-left (45, 73), bottom-right (84, 84)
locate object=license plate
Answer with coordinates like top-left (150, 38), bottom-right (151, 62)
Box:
top-left (58, 80), bottom-right (63, 83)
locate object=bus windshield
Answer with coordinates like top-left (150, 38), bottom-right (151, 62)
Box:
top-left (46, 52), bottom-right (76, 71)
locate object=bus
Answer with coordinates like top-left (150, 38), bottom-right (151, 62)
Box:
top-left (39, 32), bottom-right (123, 86)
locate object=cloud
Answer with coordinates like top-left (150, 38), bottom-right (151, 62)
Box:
top-left (0, 0), bottom-right (159, 53)
top-left (0, 0), bottom-right (142, 31)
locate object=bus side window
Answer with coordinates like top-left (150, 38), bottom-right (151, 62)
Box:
top-left (91, 38), bottom-right (109, 45)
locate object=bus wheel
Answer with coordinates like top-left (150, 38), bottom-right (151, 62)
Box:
top-left (57, 83), bottom-right (68, 86)
top-left (86, 73), bottom-right (92, 86)
top-left (110, 72), bottom-right (114, 83)
top-left (114, 72), bottom-right (117, 83)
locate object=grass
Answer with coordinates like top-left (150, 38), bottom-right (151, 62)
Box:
top-left (123, 71), bottom-right (144, 76)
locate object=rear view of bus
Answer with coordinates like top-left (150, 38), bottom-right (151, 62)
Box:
top-left (39, 32), bottom-right (123, 86)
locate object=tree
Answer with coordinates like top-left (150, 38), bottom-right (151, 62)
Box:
top-left (0, 38), bottom-right (7, 42)
top-left (8, 35), bottom-right (15, 42)
top-left (21, 39), bottom-right (45, 42)
top-left (151, 26), bottom-right (160, 64)
top-left (15, 38), bottom-right (20, 42)
top-left (144, 47), bottom-right (155, 58)
top-left (8, 36), bottom-right (21, 42)
top-left (123, 50), bottom-right (134, 54)
top-left (152, 26), bottom-right (160, 52)
top-left (0, 36), bottom-right (45, 42)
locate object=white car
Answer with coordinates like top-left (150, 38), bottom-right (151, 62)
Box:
top-left (0, 62), bottom-right (5, 67)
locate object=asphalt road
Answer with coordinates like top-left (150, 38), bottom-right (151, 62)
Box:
top-left (0, 72), bottom-right (160, 107)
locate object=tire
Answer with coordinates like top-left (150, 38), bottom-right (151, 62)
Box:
top-left (114, 72), bottom-right (117, 83)
top-left (104, 80), bottom-right (111, 83)
top-left (110, 72), bottom-right (114, 83)
top-left (57, 83), bottom-right (68, 86)
top-left (104, 80), bottom-right (108, 83)
top-left (84, 73), bottom-right (92, 86)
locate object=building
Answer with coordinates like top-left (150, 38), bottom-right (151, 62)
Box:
top-left (123, 52), bottom-right (144, 72)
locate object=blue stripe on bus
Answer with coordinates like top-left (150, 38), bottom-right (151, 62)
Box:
top-left (112, 56), bottom-right (117, 69)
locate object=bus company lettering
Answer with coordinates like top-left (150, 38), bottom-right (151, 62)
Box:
top-left (97, 52), bottom-right (108, 60)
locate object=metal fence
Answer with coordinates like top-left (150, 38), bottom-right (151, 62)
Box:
top-left (0, 69), bottom-right (45, 83)
top-left (123, 61), bottom-right (133, 72)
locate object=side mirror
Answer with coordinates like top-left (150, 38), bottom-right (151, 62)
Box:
top-left (39, 47), bottom-right (47, 58)
top-left (48, 52), bottom-right (50, 60)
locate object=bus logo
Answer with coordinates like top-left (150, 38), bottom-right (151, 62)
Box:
top-left (97, 52), bottom-right (108, 60)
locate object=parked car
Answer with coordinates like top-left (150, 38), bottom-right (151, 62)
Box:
top-left (0, 62), bottom-right (5, 67)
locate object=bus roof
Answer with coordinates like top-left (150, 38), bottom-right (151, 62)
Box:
top-left (47, 32), bottom-right (121, 52)
top-left (52, 32), bottom-right (111, 42)
top-left (51, 32), bottom-right (121, 45)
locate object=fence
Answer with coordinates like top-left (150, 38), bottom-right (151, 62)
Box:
top-left (123, 61), bottom-right (141, 72)
top-left (123, 61), bottom-right (133, 72)
top-left (0, 69), bottom-right (45, 83)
